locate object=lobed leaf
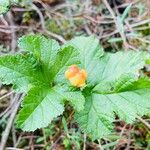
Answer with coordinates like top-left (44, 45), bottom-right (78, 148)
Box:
top-left (0, 53), bottom-right (45, 92)
top-left (76, 77), bottom-right (150, 139)
top-left (89, 51), bottom-right (147, 85)
top-left (18, 35), bottom-right (60, 66)
top-left (16, 86), bottom-right (64, 131)
top-left (16, 85), bottom-right (85, 130)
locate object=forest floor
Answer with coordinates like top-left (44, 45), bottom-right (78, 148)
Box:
top-left (0, 0), bottom-right (150, 149)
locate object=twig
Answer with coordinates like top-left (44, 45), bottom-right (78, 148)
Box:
top-left (0, 28), bottom-right (14, 33)
top-left (102, 0), bottom-right (116, 18)
top-left (113, 124), bottom-right (127, 150)
top-left (133, 26), bottom-right (150, 31)
top-left (50, 135), bottom-right (63, 149)
top-left (0, 94), bottom-right (23, 150)
top-left (7, 12), bottom-right (17, 53)
top-left (32, 3), bottom-right (46, 30)
top-left (0, 16), bottom-right (9, 25)
top-left (0, 25), bottom-right (29, 30)
top-left (97, 139), bottom-right (103, 150)
top-left (83, 134), bottom-right (86, 150)
top-left (40, 30), bottom-right (66, 43)
top-left (14, 134), bottom-right (23, 148)
top-left (0, 108), bottom-right (12, 118)
top-left (32, 3), bottom-right (66, 43)
top-left (84, 25), bottom-right (92, 35)
top-left (136, 116), bottom-right (150, 129)
top-left (130, 19), bottom-right (150, 28)
top-left (24, 144), bottom-right (45, 150)
top-left (83, 15), bottom-right (114, 24)
top-left (125, 131), bottom-right (131, 150)
top-left (102, 0), bottom-right (129, 49)
top-left (42, 128), bottom-right (47, 146)
top-left (102, 141), bottom-right (118, 149)
top-left (0, 91), bottom-right (13, 101)
top-left (100, 18), bottom-right (150, 39)
top-left (100, 30), bottom-right (118, 39)
top-left (11, 125), bottom-right (17, 147)
top-left (53, 2), bottom-right (77, 11)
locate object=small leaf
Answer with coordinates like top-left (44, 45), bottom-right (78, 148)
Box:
top-left (108, 38), bottom-right (123, 43)
top-left (0, 0), bottom-right (18, 14)
top-left (0, 0), bottom-right (9, 14)
top-left (116, 16), bottom-right (124, 33)
top-left (121, 4), bottom-right (132, 21)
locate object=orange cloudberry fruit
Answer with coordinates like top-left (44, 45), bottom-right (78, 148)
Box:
top-left (80, 69), bottom-right (87, 79)
top-left (65, 65), bottom-right (80, 79)
top-left (65, 65), bottom-right (87, 87)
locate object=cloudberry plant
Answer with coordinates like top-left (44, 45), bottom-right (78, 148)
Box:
top-left (0, 35), bottom-right (150, 140)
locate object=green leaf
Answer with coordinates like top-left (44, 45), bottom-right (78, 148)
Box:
top-left (116, 16), bottom-right (124, 33)
top-left (12, 35), bottom-right (84, 131)
top-left (75, 76), bottom-right (150, 139)
top-left (0, 53), bottom-right (45, 92)
top-left (55, 85), bottom-right (85, 112)
top-left (18, 35), bottom-right (60, 79)
top-left (92, 51), bottom-right (146, 83)
top-left (0, 0), bottom-right (9, 14)
top-left (11, 0), bottom-right (18, 3)
top-left (49, 46), bottom-right (80, 83)
top-left (70, 36), bottom-right (150, 139)
top-left (18, 35), bottom-right (60, 66)
top-left (0, 0), bottom-right (18, 14)
top-left (16, 85), bottom-right (85, 131)
top-left (121, 4), bottom-right (132, 21)
top-left (75, 95), bottom-right (114, 140)
top-left (19, 35), bottom-right (80, 83)
top-left (68, 36), bottom-right (104, 62)
top-left (93, 74), bottom-right (136, 94)
top-left (16, 86), bottom-right (64, 131)
top-left (62, 91), bottom-right (85, 112)
top-left (145, 58), bottom-right (150, 65)
top-left (108, 38), bottom-right (123, 43)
